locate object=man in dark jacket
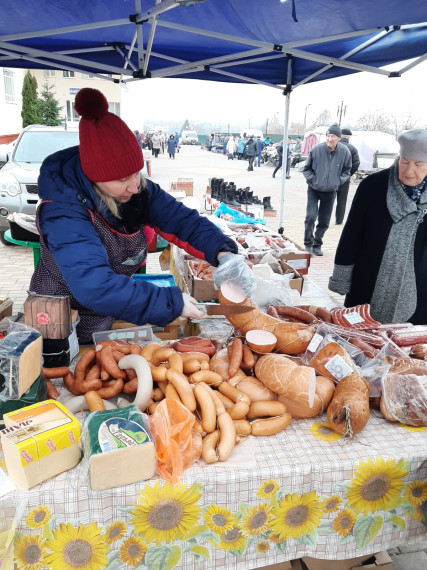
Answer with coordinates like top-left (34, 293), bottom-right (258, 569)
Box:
top-left (244, 136), bottom-right (257, 171)
top-left (335, 128), bottom-right (360, 224)
top-left (329, 129), bottom-right (427, 325)
top-left (302, 124), bottom-right (351, 256)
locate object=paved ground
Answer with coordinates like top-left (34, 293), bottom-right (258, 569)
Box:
top-left (1, 146), bottom-right (426, 567)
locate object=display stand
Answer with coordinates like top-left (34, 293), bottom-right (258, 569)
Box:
top-left (4, 229), bottom-right (40, 268)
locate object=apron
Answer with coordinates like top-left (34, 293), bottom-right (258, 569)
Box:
top-left (30, 203), bottom-right (148, 344)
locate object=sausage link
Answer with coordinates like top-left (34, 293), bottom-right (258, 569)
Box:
top-left (46, 379), bottom-right (60, 399)
top-left (63, 371), bottom-right (81, 396)
top-left (217, 411), bottom-right (236, 461)
top-left (42, 366), bottom-right (69, 379)
top-left (166, 369), bottom-right (197, 411)
top-left (97, 378), bottom-right (124, 399)
top-left (247, 400), bottom-right (287, 420)
top-left (202, 430), bottom-right (219, 464)
top-left (251, 413), bottom-right (292, 436)
top-left (228, 337), bottom-right (243, 378)
top-left (273, 306), bottom-right (316, 324)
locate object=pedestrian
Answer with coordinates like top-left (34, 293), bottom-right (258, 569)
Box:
top-left (291, 137), bottom-right (302, 167)
top-left (167, 134), bottom-right (177, 159)
top-left (264, 136), bottom-right (273, 146)
top-left (151, 131), bottom-right (161, 158)
top-left (302, 123), bottom-right (351, 256)
top-left (226, 136), bottom-right (237, 160)
top-left (256, 136), bottom-right (264, 167)
top-left (285, 137), bottom-right (292, 178)
top-left (244, 136), bottom-right (257, 171)
top-left (29, 88), bottom-right (255, 343)
top-left (134, 130), bottom-right (144, 149)
top-left (237, 136), bottom-right (246, 160)
top-left (334, 128), bottom-right (360, 224)
top-left (329, 129), bottom-right (427, 324)
top-left (206, 135), bottom-right (212, 151)
top-left (174, 132), bottom-right (180, 153)
top-left (272, 141), bottom-right (283, 178)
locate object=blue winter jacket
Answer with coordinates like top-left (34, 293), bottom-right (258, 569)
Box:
top-left (34, 146), bottom-right (237, 327)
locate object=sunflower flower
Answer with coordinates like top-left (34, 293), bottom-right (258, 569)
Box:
top-left (270, 490), bottom-right (323, 541)
top-left (257, 480), bottom-right (280, 499)
top-left (310, 422), bottom-right (341, 442)
top-left (256, 540), bottom-right (270, 553)
top-left (204, 505), bottom-right (235, 534)
top-left (215, 526), bottom-right (246, 553)
top-left (404, 481), bottom-right (427, 507)
top-left (105, 521), bottom-right (127, 544)
top-left (119, 536), bottom-right (148, 567)
top-left (14, 534), bottom-right (46, 570)
top-left (346, 457), bottom-right (408, 515)
top-left (240, 503), bottom-right (272, 537)
top-left (26, 506), bottom-right (52, 529)
top-left (332, 509), bottom-right (357, 537)
top-left (320, 496), bottom-right (342, 514)
top-left (130, 480), bottom-right (201, 545)
top-left (44, 522), bottom-right (108, 570)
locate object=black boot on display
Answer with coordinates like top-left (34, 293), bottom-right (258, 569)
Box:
top-left (263, 196), bottom-right (273, 210)
top-left (226, 190), bottom-right (240, 207)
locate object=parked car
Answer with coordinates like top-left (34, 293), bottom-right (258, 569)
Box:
top-left (180, 130), bottom-right (199, 145)
top-left (0, 124), bottom-right (79, 245)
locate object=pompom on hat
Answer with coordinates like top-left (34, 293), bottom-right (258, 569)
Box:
top-left (75, 88), bottom-right (144, 182)
top-left (397, 129), bottom-right (427, 163)
top-left (326, 123), bottom-right (341, 138)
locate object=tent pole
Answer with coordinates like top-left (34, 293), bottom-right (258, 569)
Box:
top-left (278, 58), bottom-right (292, 234)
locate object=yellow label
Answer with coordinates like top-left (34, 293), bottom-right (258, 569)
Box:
top-left (1, 400), bottom-right (80, 467)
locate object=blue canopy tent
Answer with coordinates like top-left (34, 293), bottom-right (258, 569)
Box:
top-left (1, 0), bottom-right (426, 229)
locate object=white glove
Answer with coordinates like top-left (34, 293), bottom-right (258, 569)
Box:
top-left (180, 293), bottom-right (207, 320)
top-left (213, 253), bottom-right (257, 297)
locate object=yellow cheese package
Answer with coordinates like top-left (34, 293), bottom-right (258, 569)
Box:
top-left (1, 400), bottom-right (81, 489)
top-left (81, 405), bottom-right (156, 490)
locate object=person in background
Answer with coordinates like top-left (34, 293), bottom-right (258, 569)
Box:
top-left (174, 132), bottom-right (180, 153)
top-left (264, 136), bottom-right (273, 146)
top-left (244, 136), bottom-right (257, 171)
top-left (272, 140), bottom-right (283, 178)
top-left (29, 88), bottom-right (255, 343)
top-left (302, 123), bottom-right (351, 256)
top-left (329, 129), bottom-right (427, 325)
top-left (134, 130), bottom-right (144, 149)
top-left (226, 135), bottom-right (237, 160)
top-left (237, 135), bottom-right (246, 160)
top-left (291, 137), bottom-right (302, 167)
top-left (335, 127), bottom-right (360, 225)
top-left (151, 131), bottom-right (161, 158)
top-left (167, 134), bottom-right (177, 159)
top-left (256, 136), bottom-right (264, 167)
top-left (205, 134), bottom-right (212, 151)
top-left (285, 137), bottom-right (292, 179)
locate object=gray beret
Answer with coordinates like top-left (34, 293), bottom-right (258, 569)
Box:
top-left (327, 123), bottom-right (341, 138)
top-left (397, 129), bottom-right (427, 162)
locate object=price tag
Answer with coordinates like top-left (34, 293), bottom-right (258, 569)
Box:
top-left (307, 333), bottom-right (323, 353)
top-left (324, 354), bottom-right (354, 381)
top-left (343, 312), bottom-right (364, 325)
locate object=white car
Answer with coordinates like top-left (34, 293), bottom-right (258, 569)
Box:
top-left (0, 124), bottom-right (79, 245)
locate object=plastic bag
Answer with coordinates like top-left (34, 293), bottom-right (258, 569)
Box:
top-left (250, 276), bottom-right (294, 309)
top-left (381, 372), bottom-right (427, 426)
top-left (213, 253), bottom-right (257, 297)
top-left (148, 399), bottom-right (202, 483)
top-left (214, 202), bottom-right (266, 225)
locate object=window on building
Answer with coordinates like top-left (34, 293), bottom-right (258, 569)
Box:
top-left (43, 70), bottom-right (56, 77)
top-left (3, 70), bottom-right (15, 103)
top-left (81, 73), bottom-right (94, 79)
top-left (63, 71), bottom-right (75, 78)
top-left (66, 100), bottom-right (80, 122)
top-left (108, 102), bottom-right (121, 117)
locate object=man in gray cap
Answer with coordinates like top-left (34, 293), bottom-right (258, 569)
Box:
top-left (329, 129), bottom-right (427, 325)
top-left (302, 123), bottom-right (351, 255)
top-left (335, 128), bottom-right (360, 225)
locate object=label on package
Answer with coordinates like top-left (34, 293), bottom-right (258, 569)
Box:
top-left (343, 312), bottom-right (364, 325)
top-left (285, 258), bottom-right (308, 270)
top-left (307, 333), bottom-right (323, 353)
top-left (324, 355), bottom-right (353, 381)
top-left (98, 418), bottom-right (151, 454)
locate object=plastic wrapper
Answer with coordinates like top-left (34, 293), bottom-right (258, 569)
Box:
top-left (0, 320), bottom-right (42, 401)
top-left (213, 253), bottom-right (257, 297)
top-left (251, 276), bottom-right (294, 309)
top-left (213, 202), bottom-right (266, 225)
top-left (381, 372), bottom-right (427, 426)
top-left (148, 398), bottom-right (202, 483)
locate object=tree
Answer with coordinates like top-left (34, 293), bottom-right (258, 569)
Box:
top-left (21, 71), bottom-right (41, 127)
top-left (38, 80), bottom-right (63, 126)
top-left (356, 111), bottom-right (390, 132)
top-left (313, 109), bottom-right (332, 127)
top-left (289, 122), bottom-right (304, 135)
top-left (387, 112), bottom-right (417, 139)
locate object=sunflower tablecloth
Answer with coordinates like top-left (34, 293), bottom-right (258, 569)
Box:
top-left (1, 409), bottom-right (427, 570)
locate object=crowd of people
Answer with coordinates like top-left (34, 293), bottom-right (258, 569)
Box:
top-left (142, 131), bottom-right (180, 158)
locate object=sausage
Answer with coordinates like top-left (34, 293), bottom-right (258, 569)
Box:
top-left (182, 359), bottom-right (210, 375)
top-left (179, 337), bottom-right (212, 346)
top-left (218, 382), bottom-right (251, 405)
top-left (250, 413), bottom-right (292, 436)
top-left (151, 348), bottom-right (175, 366)
top-left (165, 368), bottom-right (197, 411)
top-left (85, 364), bottom-right (102, 381)
top-left (179, 352), bottom-right (210, 364)
top-left (123, 378), bottom-right (138, 394)
top-left (63, 371), bottom-right (81, 396)
top-left (202, 430), bottom-right (219, 464)
top-left (198, 382), bottom-right (225, 415)
top-left (97, 378), bottom-right (124, 399)
top-left (267, 305), bottom-right (280, 319)
top-left (173, 340), bottom-right (216, 356)
top-left (156, 380), bottom-right (168, 395)
top-left (130, 344), bottom-right (142, 355)
top-left (42, 366), bottom-right (69, 379)
top-left (140, 342), bottom-right (162, 362)
top-left (227, 400), bottom-right (250, 420)
top-left (148, 401), bottom-right (158, 415)
top-left (228, 337), bottom-right (243, 378)
top-left (217, 411), bottom-right (236, 461)
top-left (247, 400), bottom-right (288, 420)
top-left (216, 391), bottom-right (235, 410)
top-left (152, 387), bottom-right (165, 402)
top-left (168, 352), bottom-right (184, 374)
top-left (74, 350), bottom-right (103, 394)
top-left (410, 344), bottom-right (427, 360)
top-left (315, 307), bottom-right (332, 323)
top-left (46, 379), bottom-right (60, 399)
top-left (194, 383), bottom-right (217, 433)
top-left (165, 382), bottom-right (181, 402)
top-left (100, 345), bottom-right (126, 380)
top-left (150, 363), bottom-right (168, 382)
top-left (242, 345), bottom-right (255, 369)
top-left (348, 337), bottom-right (378, 359)
top-left (273, 306), bottom-right (317, 324)
top-left (390, 328), bottom-right (427, 347)
top-left (84, 390), bottom-right (105, 412)
top-left (189, 370), bottom-right (223, 386)
top-left (233, 419), bottom-right (251, 436)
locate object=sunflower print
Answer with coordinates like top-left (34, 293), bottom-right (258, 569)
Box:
top-left (240, 503), bottom-right (272, 537)
top-left (119, 536), bottom-right (148, 567)
top-left (257, 479), bottom-right (280, 499)
top-left (130, 480), bottom-right (201, 545)
top-left (204, 505), bottom-right (235, 534)
top-left (26, 506), bottom-right (52, 529)
top-left (270, 490), bottom-right (323, 541)
top-left (409, 502), bottom-right (427, 524)
top-left (400, 424), bottom-right (426, 432)
top-left (105, 521), bottom-right (127, 544)
top-left (44, 522), bottom-right (108, 570)
top-left (14, 534), bottom-right (46, 570)
top-left (332, 509), bottom-right (357, 537)
top-left (404, 481), bottom-right (427, 507)
top-left (320, 496), bottom-right (342, 514)
top-left (268, 532), bottom-right (284, 544)
top-left (256, 540), bottom-right (270, 553)
top-left (215, 526), bottom-right (246, 553)
top-left (310, 422), bottom-right (341, 442)
top-left (346, 457), bottom-right (408, 515)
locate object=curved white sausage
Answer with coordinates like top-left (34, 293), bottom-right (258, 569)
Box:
top-left (117, 354), bottom-right (153, 412)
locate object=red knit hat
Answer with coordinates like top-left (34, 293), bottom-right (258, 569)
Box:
top-left (74, 88), bottom-right (144, 182)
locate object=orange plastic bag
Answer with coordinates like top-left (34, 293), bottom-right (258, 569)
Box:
top-left (148, 398), bottom-right (202, 483)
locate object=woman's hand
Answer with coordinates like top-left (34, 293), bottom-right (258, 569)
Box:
top-left (180, 293), bottom-right (207, 320)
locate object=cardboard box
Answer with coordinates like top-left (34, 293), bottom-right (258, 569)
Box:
top-left (302, 551), bottom-right (391, 570)
top-left (255, 560), bottom-right (292, 569)
top-left (24, 294), bottom-right (72, 339)
top-left (279, 237), bottom-right (311, 275)
top-left (177, 177), bottom-right (193, 196)
top-left (280, 260), bottom-right (304, 295)
top-left (0, 298), bottom-right (13, 321)
top-left (183, 259), bottom-right (218, 302)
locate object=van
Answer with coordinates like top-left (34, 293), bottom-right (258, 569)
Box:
top-left (181, 130), bottom-right (199, 145)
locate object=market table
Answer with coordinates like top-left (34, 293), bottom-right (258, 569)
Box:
top-left (1, 407), bottom-right (426, 569)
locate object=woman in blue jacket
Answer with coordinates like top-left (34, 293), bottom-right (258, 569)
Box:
top-left (30, 88), bottom-right (254, 343)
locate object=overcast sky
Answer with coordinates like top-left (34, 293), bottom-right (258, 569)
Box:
top-left (121, 58), bottom-right (427, 133)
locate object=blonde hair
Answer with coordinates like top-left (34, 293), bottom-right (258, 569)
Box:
top-left (93, 175), bottom-right (147, 219)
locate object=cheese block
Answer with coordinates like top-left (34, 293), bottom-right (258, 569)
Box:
top-left (83, 406), bottom-right (155, 490)
top-left (1, 400), bottom-right (81, 489)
